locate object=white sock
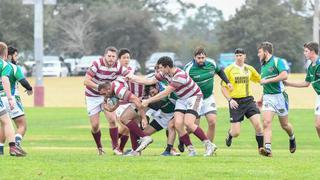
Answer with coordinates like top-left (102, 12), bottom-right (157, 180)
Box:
top-left (289, 134), bottom-right (295, 140)
top-left (265, 143), bottom-right (271, 150)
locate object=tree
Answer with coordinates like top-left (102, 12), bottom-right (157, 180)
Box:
top-left (93, 5), bottom-right (159, 73)
top-left (216, 0), bottom-right (311, 72)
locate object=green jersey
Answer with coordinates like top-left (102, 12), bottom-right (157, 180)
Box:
top-left (0, 61), bottom-right (25, 95)
top-left (260, 56), bottom-right (289, 94)
top-left (305, 58), bottom-right (320, 95)
top-left (0, 58), bottom-right (12, 95)
top-left (184, 58), bottom-right (220, 99)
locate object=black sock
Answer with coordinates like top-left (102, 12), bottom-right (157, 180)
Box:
top-left (165, 144), bottom-right (173, 152)
top-left (256, 135), bottom-right (264, 148)
top-left (228, 132), bottom-right (233, 140)
top-left (9, 142), bottom-right (15, 147)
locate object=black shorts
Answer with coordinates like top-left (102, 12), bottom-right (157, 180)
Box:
top-left (229, 96), bottom-right (260, 123)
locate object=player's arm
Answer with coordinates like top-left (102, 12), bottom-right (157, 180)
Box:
top-left (142, 86), bottom-right (174, 107)
top-left (84, 74), bottom-right (99, 90)
top-left (103, 101), bottom-right (120, 112)
top-left (283, 80), bottom-right (310, 88)
top-left (249, 66), bottom-right (261, 83)
top-left (1, 65), bottom-right (14, 109)
top-left (221, 84), bottom-right (238, 109)
top-left (129, 94), bottom-right (148, 128)
top-left (16, 66), bottom-right (33, 94)
top-left (217, 69), bottom-right (233, 91)
top-left (260, 71), bottom-right (288, 84)
top-left (129, 74), bottom-right (158, 85)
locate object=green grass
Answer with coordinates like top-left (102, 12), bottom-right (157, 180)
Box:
top-left (1, 108), bottom-right (320, 179)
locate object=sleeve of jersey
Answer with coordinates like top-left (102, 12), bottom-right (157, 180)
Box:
top-left (249, 66), bottom-right (261, 83)
top-left (155, 72), bottom-right (165, 81)
top-left (113, 82), bottom-right (132, 101)
top-left (169, 79), bottom-right (183, 90)
top-left (15, 66), bottom-right (25, 81)
top-left (277, 59), bottom-right (289, 72)
top-left (1, 64), bottom-right (11, 77)
top-left (221, 67), bottom-right (230, 87)
top-left (86, 61), bottom-right (98, 77)
top-left (119, 66), bottom-right (131, 77)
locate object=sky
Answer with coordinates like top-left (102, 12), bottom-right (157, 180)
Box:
top-left (169, 0), bottom-right (246, 19)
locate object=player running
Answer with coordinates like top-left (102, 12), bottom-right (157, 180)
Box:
top-left (284, 42), bottom-right (320, 139)
top-left (0, 42), bottom-right (24, 156)
top-left (221, 48), bottom-right (264, 155)
top-left (0, 46), bottom-right (32, 155)
top-left (84, 46), bottom-right (130, 155)
top-left (184, 47), bottom-right (232, 153)
top-left (258, 42), bottom-right (296, 157)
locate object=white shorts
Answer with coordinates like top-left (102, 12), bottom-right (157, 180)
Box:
top-left (175, 95), bottom-right (203, 116)
top-left (262, 93), bottom-right (289, 117)
top-left (153, 111), bottom-right (174, 129)
top-left (200, 94), bottom-right (217, 116)
top-left (315, 95), bottom-right (320, 115)
top-left (85, 96), bottom-right (104, 117)
top-left (115, 103), bottom-right (136, 118)
top-left (1, 96), bottom-right (24, 119)
top-left (0, 97), bottom-right (7, 116)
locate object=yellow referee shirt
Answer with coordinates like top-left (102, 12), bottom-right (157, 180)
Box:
top-left (222, 63), bottom-right (261, 98)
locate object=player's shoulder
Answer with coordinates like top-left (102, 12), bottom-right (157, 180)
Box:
top-left (206, 58), bottom-right (217, 66)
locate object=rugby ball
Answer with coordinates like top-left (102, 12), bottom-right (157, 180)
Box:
top-left (106, 97), bottom-right (119, 106)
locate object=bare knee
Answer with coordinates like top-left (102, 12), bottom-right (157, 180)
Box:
top-left (207, 119), bottom-right (216, 129)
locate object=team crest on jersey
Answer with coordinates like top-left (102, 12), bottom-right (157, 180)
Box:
top-left (268, 67), bottom-right (275, 72)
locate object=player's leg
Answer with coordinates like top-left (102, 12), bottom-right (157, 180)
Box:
top-left (118, 121), bottom-right (129, 153)
top-left (315, 115), bottom-right (320, 138)
top-left (262, 110), bottom-right (275, 156)
top-left (11, 96), bottom-right (27, 147)
top-left (226, 122), bottom-right (241, 147)
top-left (278, 115), bottom-right (296, 153)
top-left (0, 126), bottom-right (5, 155)
top-left (245, 99), bottom-right (264, 153)
top-left (202, 95), bottom-right (218, 142)
top-left (86, 96), bottom-right (104, 155)
top-left (89, 113), bottom-right (104, 155)
top-left (120, 106), bottom-right (152, 153)
top-left (205, 113), bottom-right (217, 142)
top-left (104, 110), bottom-right (119, 151)
top-left (184, 96), bottom-right (214, 156)
top-left (277, 92), bottom-right (296, 153)
top-left (0, 112), bottom-right (24, 156)
top-left (248, 114), bottom-right (264, 151)
top-left (174, 111), bottom-right (196, 156)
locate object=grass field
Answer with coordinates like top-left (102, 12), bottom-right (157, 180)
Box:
top-left (1, 108), bottom-right (320, 179)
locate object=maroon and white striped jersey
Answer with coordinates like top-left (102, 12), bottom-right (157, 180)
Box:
top-left (111, 81), bottom-right (133, 103)
top-left (155, 68), bottom-right (202, 99)
top-left (85, 58), bottom-right (130, 97)
top-left (116, 66), bottom-right (145, 98)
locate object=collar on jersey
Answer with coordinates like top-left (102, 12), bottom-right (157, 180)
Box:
top-left (192, 59), bottom-right (208, 67)
top-left (262, 55), bottom-right (274, 65)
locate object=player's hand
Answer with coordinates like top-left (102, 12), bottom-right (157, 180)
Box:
top-left (8, 98), bottom-right (14, 110)
top-left (141, 118), bottom-right (148, 129)
top-left (102, 103), bottom-right (113, 112)
top-left (229, 99), bottom-right (238, 109)
top-left (227, 83), bottom-right (233, 91)
top-left (25, 90), bottom-right (33, 95)
top-left (256, 98), bottom-right (263, 108)
top-left (260, 79), bottom-right (268, 85)
top-left (283, 80), bottom-right (288, 86)
top-left (142, 99), bottom-right (149, 108)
